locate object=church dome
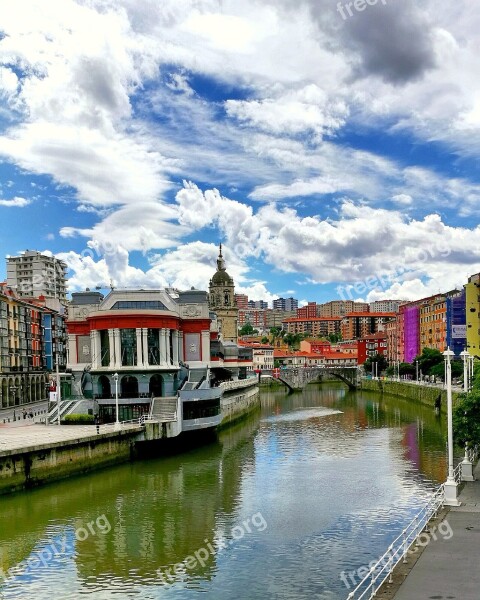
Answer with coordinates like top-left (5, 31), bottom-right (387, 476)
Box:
top-left (210, 244), bottom-right (234, 286)
top-left (211, 269), bottom-right (234, 285)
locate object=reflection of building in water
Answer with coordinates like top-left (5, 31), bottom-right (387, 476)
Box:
top-left (0, 411), bottom-right (259, 587)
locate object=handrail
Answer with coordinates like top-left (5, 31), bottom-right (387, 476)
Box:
top-left (346, 485), bottom-right (444, 600)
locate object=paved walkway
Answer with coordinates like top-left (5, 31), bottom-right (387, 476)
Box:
top-left (393, 462), bottom-right (480, 600)
top-left (0, 422), bottom-right (143, 454)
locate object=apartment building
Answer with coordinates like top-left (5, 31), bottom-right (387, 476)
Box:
top-left (296, 302), bottom-right (318, 319)
top-left (340, 312), bottom-right (396, 341)
top-left (282, 316), bottom-right (341, 337)
top-left (318, 300), bottom-right (369, 317)
top-left (238, 308), bottom-right (266, 329)
top-left (0, 287), bottom-right (67, 409)
top-left (369, 300), bottom-right (403, 313)
top-left (273, 297), bottom-right (298, 312)
top-left (357, 332), bottom-right (387, 365)
top-left (234, 294), bottom-right (249, 309)
top-left (6, 250), bottom-right (68, 303)
top-left (465, 273), bottom-right (480, 355)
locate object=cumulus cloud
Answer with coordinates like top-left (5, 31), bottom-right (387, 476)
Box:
top-left (0, 196), bottom-right (31, 207)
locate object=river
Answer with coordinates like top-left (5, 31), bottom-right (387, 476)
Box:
top-left (0, 383), bottom-right (447, 599)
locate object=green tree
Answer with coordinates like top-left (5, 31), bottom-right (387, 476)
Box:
top-left (413, 347), bottom-right (444, 376)
top-left (261, 336), bottom-right (269, 344)
top-left (284, 332), bottom-right (303, 349)
top-left (430, 360), bottom-right (463, 381)
top-left (239, 322), bottom-right (258, 337)
top-left (364, 353), bottom-right (388, 374)
top-left (453, 390), bottom-right (480, 446)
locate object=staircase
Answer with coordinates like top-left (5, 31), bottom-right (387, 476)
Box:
top-left (149, 397), bottom-right (178, 422)
top-left (45, 400), bottom-right (83, 424)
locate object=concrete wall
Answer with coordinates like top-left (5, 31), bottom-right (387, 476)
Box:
top-left (219, 385), bottom-right (260, 429)
top-left (360, 379), bottom-right (460, 411)
top-left (0, 430), bottom-right (141, 496)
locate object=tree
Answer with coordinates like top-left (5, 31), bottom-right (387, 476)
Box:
top-left (284, 332), bottom-right (303, 349)
top-left (453, 390), bottom-right (480, 446)
top-left (364, 353), bottom-right (388, 374)
top-left (413, 348), bottom-right (443, 376)
top-left (430, 360), bottom-right (463, 381)
top-left (261, 336), bottom-right (269, 344)
top-left (239, 322), bottom-right (258, 337)
top-left (453, 363), bottom-right (480, 446)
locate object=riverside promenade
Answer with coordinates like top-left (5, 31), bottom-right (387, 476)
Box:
top-left (392, 461), bottom-right (480, 600)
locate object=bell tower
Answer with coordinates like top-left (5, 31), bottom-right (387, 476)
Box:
top-left (208, 244), bottom-right (238, 343)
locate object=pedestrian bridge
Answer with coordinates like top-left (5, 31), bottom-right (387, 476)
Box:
top-left (261, 367), bottom-right (360, 392)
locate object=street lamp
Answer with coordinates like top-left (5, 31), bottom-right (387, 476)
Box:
top-left (460, 349), bottom-right (470, 393)
top-left (443, 348), bottom-right (461, 506)
top-left (9, 386), bottom-right (17, 420)
top-left (113, 373), bottom-right (120, 430)
top-left (415, 360), bottom-right (419, 384)
top-left (469, 355), bottom-right (475, 391)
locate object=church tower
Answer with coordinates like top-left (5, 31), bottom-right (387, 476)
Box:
top-left (208, 244), bottom-right (238, 343)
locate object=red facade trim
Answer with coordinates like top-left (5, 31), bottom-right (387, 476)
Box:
top-left (87, 314), bottom-right (180, 330)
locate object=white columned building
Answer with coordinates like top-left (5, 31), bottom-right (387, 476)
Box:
top-left (108, 329), bottom-right (115, 368)
top-left (135, 328), bottom-right (143, 367)
top-left (114, 329), bottom-right (122, 368)
top-left (172, 330), bottom-right (179, 366)
top-left (166, 329), bottom-right (172, 365)
top-left (201, 330), bottom-right (210, 362)
top-left (142, 328), bottom-right (149, 366)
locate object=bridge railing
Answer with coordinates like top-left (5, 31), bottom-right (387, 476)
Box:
top-left (345, 484), bottom-right (445, 600)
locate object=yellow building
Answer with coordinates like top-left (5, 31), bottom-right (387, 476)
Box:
top-left (465, 273), bottom-right (480, 354)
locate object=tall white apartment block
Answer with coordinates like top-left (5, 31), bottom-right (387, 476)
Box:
top-left (6, 250), bottom-right (68, 303)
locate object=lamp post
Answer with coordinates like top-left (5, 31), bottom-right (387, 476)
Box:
top-left (469, 355), bottom-right (475, 391)
top-left (416, 360), bottom-right (419, 384)
top-left (9, 386), bottom-right (17, 420)
top-left (443, 347), bottom-right (461, 506)
top-left (460, 349), bottom-right (470, 393)
top-left (113, 373), bottom-right (120, 430)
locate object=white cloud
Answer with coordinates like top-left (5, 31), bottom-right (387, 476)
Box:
top-left (0, 196), bottom-right (31, 207)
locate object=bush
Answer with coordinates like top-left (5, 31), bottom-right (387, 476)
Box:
top-left (61, 414), bottom-right (95, 425)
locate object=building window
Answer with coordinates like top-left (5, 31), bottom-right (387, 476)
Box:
top-left (120, 329), bottom-right (137, 366)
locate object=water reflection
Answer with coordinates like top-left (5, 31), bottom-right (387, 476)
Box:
top-left (0, 384), bottom-right (447, 599)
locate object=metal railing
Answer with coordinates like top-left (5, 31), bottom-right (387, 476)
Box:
top-left (346, 485), bottom-right (445, 600)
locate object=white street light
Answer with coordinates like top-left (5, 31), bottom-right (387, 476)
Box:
top-left (416, 360), bottom-right (419, 384)
top-left (443, 347), bottom-right (461, 506)
top-left (469, 355), bottom-right (475, 391)
top-left (460, 349), bottom-right (470, 394)
top-left (113, 373), bottom-right (120, 430)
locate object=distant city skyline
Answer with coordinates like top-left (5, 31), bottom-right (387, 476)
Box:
top-left (1, 2), bottom-right (480, 305)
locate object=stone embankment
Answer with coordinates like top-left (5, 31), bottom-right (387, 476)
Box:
top-left (360, 378), bottom-right (460, 411)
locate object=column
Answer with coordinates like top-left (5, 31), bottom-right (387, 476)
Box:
top-left (89, 331), bottom-right (95, 367)
top-left (172, 330), bottom-right (179, 366)
top-left (166, 329), bottom-right (172, 365)
top-left (114, 329), bottom-right (122, 368)
top-left (94, 330), bottom-right (102, 368)
top-left (201, 330), bottom-right (210, 362)
top-left (142, 328), bottom-right (149, 366)
top-left (178, 331), bottom-right (184, 363)
top-left (135, 328), bottom-right (143, 367)
top-left (108, 329), bottom-right (115, 368)
top-left (159, 328), bottom-right (167, 365)
top-left (67, 333), bottom-right (77, 367)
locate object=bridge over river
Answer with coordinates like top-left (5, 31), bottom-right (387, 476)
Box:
top-left (260, 367), bottom-right (360, 392)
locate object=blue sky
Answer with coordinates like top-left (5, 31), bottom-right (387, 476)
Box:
top-left (0, 0), bottom-right (480, 306)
